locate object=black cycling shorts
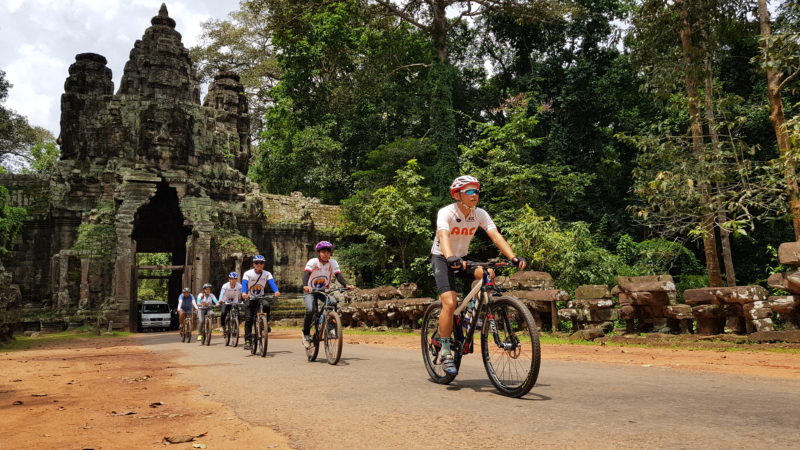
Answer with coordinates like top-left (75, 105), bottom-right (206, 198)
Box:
top-left (431, 254), bottom-right (478, 294)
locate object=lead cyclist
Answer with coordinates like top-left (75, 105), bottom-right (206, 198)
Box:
top-left (430, 175), bottom-right (526, 375)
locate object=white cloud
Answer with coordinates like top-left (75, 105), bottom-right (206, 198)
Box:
top-left (0, 0), bottom-right (239, 136)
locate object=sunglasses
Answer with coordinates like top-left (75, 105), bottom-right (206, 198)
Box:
top-left (253, 261), bottom-right (265, 265)
top-left (461, 189), bottom-right (481, 195)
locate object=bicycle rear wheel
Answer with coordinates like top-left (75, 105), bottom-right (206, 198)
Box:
top-left (258, 315), bottom-right (269, 357)
top-left (323, 311), bottom-right (343, 365)
top-left (480, 296), bottom-right (540, 398)
top-left (185, 319), bottom-right (192, 343)
top-left (421, 301), bottom-right (460, 384)
top-left (306, 320), bottom-right (320, 362)
top-left (231, 316), bottom-right (240, 348)
top-left (224, 317), bottom-right (231, 346)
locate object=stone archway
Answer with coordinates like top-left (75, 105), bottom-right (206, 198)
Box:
top-left (130, 183), bottom-right (191, 328)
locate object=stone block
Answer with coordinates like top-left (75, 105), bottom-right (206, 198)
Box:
top-left (619, 304), bottom-right (636, 320)
top-left (507, 271), bottom-right (553, 290)
top-left (615, 275), bottom-right (675, 293)
top-left (778, 242), bottom-right (800, 266)
top-left (768, 295), bottom-right (800, 315)
top-left (751, 318), bottom-right (774, 332)
top-left (558, 308), bottom-right (578, 320)
top-left (508, 289), bottom-right (568, 302)
top-left (572, 299), bottom-right (614, 310)
top-left (683, 288), bottom-right (716, 305)
top-left (745, 302), bottom-right (773, 320)
top-left (748, 330), bottom-right (800, 343)
top-left (664, 304), bottom-right (693, 320)
top-left (691, 303), bottom-right (723, 318)
top-left (574, 285), bottom-right (610, 299)
top-left (766, 272), bottom-right (800, 294)
top-left (715, 286), bottom-right (769, 304)
top-left (588, 308), bottom-right (618, 322)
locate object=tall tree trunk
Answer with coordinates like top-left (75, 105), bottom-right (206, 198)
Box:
top-left (703, 52), bottom-right (736, 286)
top-left (758, 0), bottom-right (800, 240)
top-left (678, 0), bottom-right (723, 287)
top-left (428, 0), bottom-right (457, 188)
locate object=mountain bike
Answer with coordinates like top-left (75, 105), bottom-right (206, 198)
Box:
top-left (249, 295), bottom-right (272, 357)
top-left (306, 287), bottom-right (348, 365)
top-left (199, 306), bottom-right (218, 346)
top-left (421, 260), bottom-right (541, 398)
top-left (224, 303), bottom-right (241, 347)
top-left (179, 311), bottom-right (193, 343)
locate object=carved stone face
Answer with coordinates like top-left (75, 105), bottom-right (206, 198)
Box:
top-left (139, 103), bottom-right (192, 167)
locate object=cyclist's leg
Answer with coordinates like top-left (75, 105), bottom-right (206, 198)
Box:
top-left (302, 293), bottom-right (315, 337)
top-left (220, 304), bottom-right (229, 329)
top-left (197, 308), bottom-right (207, 340)
top-left (179, 309), bottom-right (185, 328)
top-left (244, 300), bottom-right (256, 344)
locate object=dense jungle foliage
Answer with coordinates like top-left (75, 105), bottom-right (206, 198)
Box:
top-left (189, 0), bottom-right (800, 293)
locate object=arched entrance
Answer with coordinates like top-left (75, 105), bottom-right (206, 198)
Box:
top-left (130, 182), bottom-right (191, 329)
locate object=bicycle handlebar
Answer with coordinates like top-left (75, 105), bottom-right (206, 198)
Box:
top-left (464, 260), bottom-right (518, 269)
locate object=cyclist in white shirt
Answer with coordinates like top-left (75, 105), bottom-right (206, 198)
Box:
top-left (301, 241), bottom-right (354, 347)
top-left (195, 283), bottom-right (218, 341)
top-left (219, 272), bottom-right (242, 332)
top-left (431, 175), bottom-right (526, 375)
top-left (241, 255), bottom-right (281, 350)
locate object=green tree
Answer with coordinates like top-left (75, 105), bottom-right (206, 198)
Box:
top-left (0, 185), bottom-right (26, 259)
top-left (338, 159), bottom-right (433, 285)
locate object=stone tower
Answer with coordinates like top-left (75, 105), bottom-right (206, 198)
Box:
top-left (1, 5), bottom-right (339, 331)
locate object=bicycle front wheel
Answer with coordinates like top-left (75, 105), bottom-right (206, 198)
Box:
top-left (480, 296), bottom-right (540, 398)
top-left (185, 319), bottom-right (192, 343)
top-left (258, 316), bottom-right (269, 357)
top-left (203, 317), bottom-right (212, 346)
top-left (323, 311), bottom-right (343, 365)
top-left (231, 316), bottom-right (240, 348)
top-left (306, 320), bottom-right (320, 362)
top-left (251, 321), bottom-right (260, 356)
top-left (421, 301), bottom-right (460, 384)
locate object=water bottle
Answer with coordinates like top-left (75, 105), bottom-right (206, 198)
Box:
top-left (462, 299), bottom-right (476, 331)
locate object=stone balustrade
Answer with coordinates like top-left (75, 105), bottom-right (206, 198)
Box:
top-left (611, 275), bottom-right (684, 333)
top-left (683, 286), bottom-right (771, 334)
top-left (765, 242), bottom-right (800, 330)
top-left (502, 271), bottom-right (568, 332)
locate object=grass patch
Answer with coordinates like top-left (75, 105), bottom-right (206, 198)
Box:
top-left (1, 327), bottom-right (132, 352)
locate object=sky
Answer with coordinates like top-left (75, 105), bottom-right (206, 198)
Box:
top-left (0, 0), bottom-right (241, 137)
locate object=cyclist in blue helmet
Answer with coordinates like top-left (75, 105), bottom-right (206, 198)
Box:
top-left (300, 241), bottom-right (354, 348)
top-left (195, 283), bottom-right (218, 341)
top-left (241, 255), bottom-right (280, 350)
top-left (219, 272), bottom-right (242, 333)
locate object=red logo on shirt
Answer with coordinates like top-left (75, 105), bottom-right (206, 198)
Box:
top-left (450, 227), bottom-right (476, 235)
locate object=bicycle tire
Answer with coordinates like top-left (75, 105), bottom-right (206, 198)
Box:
top-left (323, 310), bottom-right (343, 365)
top-left (258, 315), bottom-right (269, 357)
top-left (480, 296), bottom-right (540, 398)
top-left (421, 301), bottom-right (461, 384)
top-left (251, 320), bottom-right (260, 355)
top-left (185, 318), bottom-right (192, 343)
top-left (306, 319), bottom-right (320, 362)
top-left (232, 316), bottom-right (240, 348)
top-left (224, 316), bottom-right (231, 346)
top-left (203, 316), bottom-right (212, 346)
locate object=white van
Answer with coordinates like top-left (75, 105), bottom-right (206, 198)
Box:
top-left (138, 300), bottom-right (171, 331)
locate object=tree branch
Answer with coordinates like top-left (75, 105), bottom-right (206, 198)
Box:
top-left (778, 66), bottom-right (800, 92)
top-left (373, 0), bottom-right (430, 32)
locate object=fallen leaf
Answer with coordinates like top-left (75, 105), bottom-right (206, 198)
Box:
top-left (150, 401), bottom-right (164, 408)
top-left (11, 379), bottom-right (22, 382)
top-left (192, 444), bottom-right (207, 449)
top-left (31, 393), bottom-right (48, 397)
top-left (13, 401), bottom-right (23, 405)
top-left (111, 411), bottom-right (137, 416)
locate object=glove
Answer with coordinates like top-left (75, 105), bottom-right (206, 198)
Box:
top-left (446, 256), bottom-right (463, 269)
top-left (511, 256), bottom-right (525, 267)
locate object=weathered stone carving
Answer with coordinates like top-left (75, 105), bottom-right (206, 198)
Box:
top-left (684, 286), bottom-right (771, 334)
top-left (2, 5), bottom-right (338, 331)
top-left (611, 275), bottom-right (684, 333)
top-left (558, 284), bottom-right (617, 334)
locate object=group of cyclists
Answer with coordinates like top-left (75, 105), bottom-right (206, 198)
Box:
top-left (175, 175), bottom-right (529, 386)
top-left (177, 242), bottom-right (354, 351)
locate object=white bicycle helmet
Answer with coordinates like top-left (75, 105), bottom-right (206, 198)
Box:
top-left (449, 175), bottom-right (480, 196)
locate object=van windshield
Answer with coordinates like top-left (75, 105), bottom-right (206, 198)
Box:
top-left (143, 303), bottom-right (169, 314)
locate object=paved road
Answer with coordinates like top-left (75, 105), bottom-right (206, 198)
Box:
top-left (141, 332), bottom-right (800, 449)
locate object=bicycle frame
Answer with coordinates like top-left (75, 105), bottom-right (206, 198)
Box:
top-left (310, 289), bottom-right (344, 337)
top-left (446, 262), bottom-right (518, 356)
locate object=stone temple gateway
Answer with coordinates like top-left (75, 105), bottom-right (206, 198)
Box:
top-left (0, 5), bottom-right (339, 331)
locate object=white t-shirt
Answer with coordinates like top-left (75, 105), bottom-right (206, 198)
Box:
top-left (219, 282), bottom-right (242, 304)
top-left (430, 203), bottom-right (497, 257)
top-left (195, 292), bottom-right (218, 307)
top-left (242, 268), bottom-right (275, 296)
top-left (304, 258), bottom-right (341, 289)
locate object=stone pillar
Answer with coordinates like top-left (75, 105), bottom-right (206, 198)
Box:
top-left (192, 223), bottom-right (213, 292)
top-left (113, 224), bottom-right (134, 324)
top-left (79, 258), bottom-right (90, 309)
top-left (56, 252), bottom-right (70, 310)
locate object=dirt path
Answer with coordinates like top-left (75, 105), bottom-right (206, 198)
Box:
top-left (2, 331), bottom-right (799, 449)
top-left (0, 337), bottom-right (291, 449)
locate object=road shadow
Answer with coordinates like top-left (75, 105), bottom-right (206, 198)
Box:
top-left (444, 378), bottom-right (552, 401)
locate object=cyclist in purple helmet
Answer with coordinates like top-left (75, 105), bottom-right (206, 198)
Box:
top-left (219, 272), bottom-right (242, 334)
top-left (300, 241), bottom-right (354, 348)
